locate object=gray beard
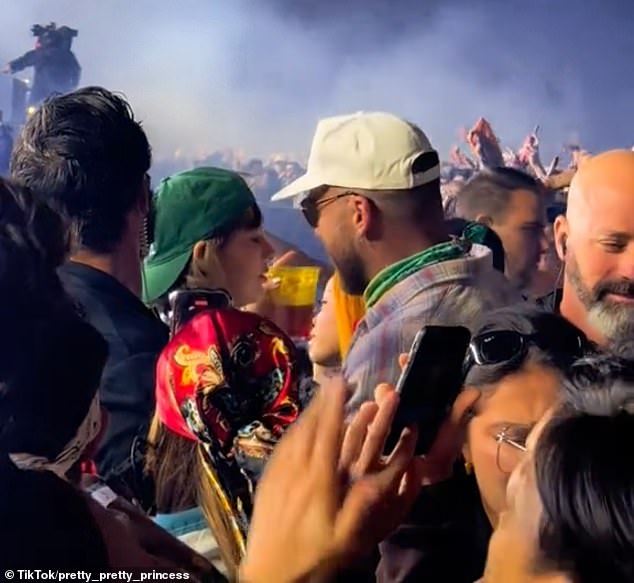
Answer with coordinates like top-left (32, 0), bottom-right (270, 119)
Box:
top-left (587, 302), bottom-right (634, 349)
top-left (567, 258), bottom-right (634, 347)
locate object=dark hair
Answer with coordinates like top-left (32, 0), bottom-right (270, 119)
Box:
top-left (455, 167), bottom-right (542, 222)
top-left (368, 179), bottom-right (444, 227)
top-left (145, 420), bottom-right (200, 513)
top-left (0, 178), bottom-right (108, 458)
top-left (445, 217), bottom-right (505, 273)
top-left (211, 202), bottom-right (263, 245)
top-left (0, 455), bottom-right (109, 568)
top-left (11, 86), bottom-right (152, 253)
top-left (534, 355), bottom-right (634, 583)
top-left (464, 304), bottom-right (589, 388)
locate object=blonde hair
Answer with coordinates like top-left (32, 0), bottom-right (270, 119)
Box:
top-left (332, 272), bottom-right (366, 359)
top-left (184, 239), bottom-right (229, 291)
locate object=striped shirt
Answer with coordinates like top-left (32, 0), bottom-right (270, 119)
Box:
top-left (343, 244), bottom-right (523, 412)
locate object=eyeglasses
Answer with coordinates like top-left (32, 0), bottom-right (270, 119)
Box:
top-left (464, 329), bottom-right (586, 373)
top-left (300, 191), bottom-right (355, 227)
top-left (495, 425), bottom-right (529, 473)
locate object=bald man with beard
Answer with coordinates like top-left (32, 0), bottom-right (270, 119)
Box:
top-left (554, 150), bottom-right (634, 349)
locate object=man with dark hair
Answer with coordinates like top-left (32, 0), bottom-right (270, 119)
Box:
top-left (11, 87), bottom-right (168, 504)
top-left (454, 167), bottom-right (548, 291)
top-left (271, 112), bottom-right (521, 410)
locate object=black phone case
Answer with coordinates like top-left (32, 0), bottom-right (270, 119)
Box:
top-left (384, 326), bottom-right (471, 455)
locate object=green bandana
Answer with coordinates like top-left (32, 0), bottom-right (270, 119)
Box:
top-left (364, 238), bottom-right (471, 308)
top-left (461, 222), bottom-right (490, 246)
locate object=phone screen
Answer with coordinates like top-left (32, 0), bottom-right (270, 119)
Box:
top-left (385, 326), bottom-right (471, 455)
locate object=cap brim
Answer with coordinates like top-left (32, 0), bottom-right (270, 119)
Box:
top-left (270, 173), bottom-right (325, 202)
top-left (142, 249), bottom-right (192, 305)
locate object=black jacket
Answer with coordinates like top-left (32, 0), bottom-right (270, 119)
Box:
top-left (10, 46), bottom-right (80, 105)
top-left (59, 262), bottom-right (168, 504)
top-left (377, 469), bottom-right (491, 583)
top-left (536, 288), bottom-right (562, 313)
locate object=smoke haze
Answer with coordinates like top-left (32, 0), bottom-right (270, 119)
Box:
top-left (2, 0), bottom-right (633, 160)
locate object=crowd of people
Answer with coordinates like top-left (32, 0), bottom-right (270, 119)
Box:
top-left (151, 117), bottom-right (583, 206)
top-left (0, 85), bottom-right (633, 583)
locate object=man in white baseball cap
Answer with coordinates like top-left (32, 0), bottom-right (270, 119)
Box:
top-left (272, 112), bottom-right (521, 410)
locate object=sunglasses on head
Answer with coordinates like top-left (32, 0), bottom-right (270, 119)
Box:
top-left (300, 191), bottom-right (355, 228)
top-left (464, 329), bottom-right (587, 372)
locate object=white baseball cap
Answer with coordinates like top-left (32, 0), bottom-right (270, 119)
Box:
top-left (271, 111), bottom-right (440, 202)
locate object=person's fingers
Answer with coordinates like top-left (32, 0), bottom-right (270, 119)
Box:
top-left (355, 388), bottom-right (399, 474)
top-left (334, 477), bottom-right (385, 560)
top-left (312, 378), bottom-right (347, 478)
top-left (334, 430), bottom-right (419, 553)
top-left (420, 389), bottom-right (481, 479)
top-left (335, 436), bottom-right (415, 556)
top-left (381, 426), bottom-right (418, 481)
top-left (374, 381), bottom-right (394, 402)
top-left (261, 276), bottom-right (281, 292)
top-left (396, 460), bottom-right (425, 512)
top-left (384, 424), bottom-right (418, 468)
top-left (398, 353), bottom-right (409, 372)
top-left (270, 250), bottom-right (298, 268)
top-left (342, 427), bottom-right (418, 538)
top-left (252, 385), bottom-right (331, 514)
top-left (339, 401), bottom-right (378, 472)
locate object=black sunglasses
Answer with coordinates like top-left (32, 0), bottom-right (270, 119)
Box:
top-left (300, 192), bottom-right (354, 227)
top-left (464, 329), bottom-right (587, 372)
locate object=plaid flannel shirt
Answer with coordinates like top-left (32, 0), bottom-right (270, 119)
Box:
top-left (343, 244), bottom-right (523, 413)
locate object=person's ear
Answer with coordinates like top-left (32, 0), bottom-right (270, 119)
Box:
top-left (189, 240), bottom-right (228, 291)
top-left (349, 196), bottom-right (371, 237)
top-left (460, 391), bottom-right (477, 466)
top-left (553, 214), bottom-right (569, 261)
top-left (462, 441), bottom-right (473, 466)
top-left (192, 240), bottom-right (208, 263)
top-left (475, 214), bottom-right (493, 228)
top-left (352, 195), bottom-right (382, 241)
top-left (461, 409), bottom-right (475, 470)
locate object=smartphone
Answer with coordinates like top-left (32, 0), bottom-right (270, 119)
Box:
top-left (169, 288), bottom-right (232, 335)
top-left (384, 325), bottom-right (471, 455)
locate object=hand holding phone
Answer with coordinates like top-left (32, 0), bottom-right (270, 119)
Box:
top-left (384, 326), bottom-right (471, 455)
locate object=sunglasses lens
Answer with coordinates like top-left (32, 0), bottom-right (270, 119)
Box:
top-left (471, 327), bottom-right (587, 369)
top-left (476, 331), bottom-right (524, 364)
top-left (300, 200), bottom-right (317, 227)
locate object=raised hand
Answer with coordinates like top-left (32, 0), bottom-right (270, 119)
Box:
top-left (241, 362), bottom-right (480, 582)
top-left (466, 118), bottom-right (504, 168)
top-left (240, 381), bottom-right (422, 583)
top-left (241, 250), bottom-right (296, 318)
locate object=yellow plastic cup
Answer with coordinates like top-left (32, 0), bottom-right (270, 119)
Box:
top-left (267, 266), bottom-right (321, 341)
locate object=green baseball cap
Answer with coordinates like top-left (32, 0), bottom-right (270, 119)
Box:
top-left (143, 167), bottom-right (257, 304)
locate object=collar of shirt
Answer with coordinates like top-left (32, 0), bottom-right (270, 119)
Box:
top-left (59, 261), bottom-right (155, 320)
top-left (357, 243), bottom-right (496, 334)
